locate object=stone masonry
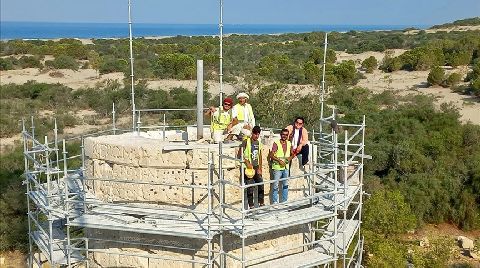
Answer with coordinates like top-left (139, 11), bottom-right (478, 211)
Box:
top-left (83, 132), bottom-right (310, 267)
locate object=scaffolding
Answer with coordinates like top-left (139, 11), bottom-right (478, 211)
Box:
top-left (22, 100), bottom-right (366, 268)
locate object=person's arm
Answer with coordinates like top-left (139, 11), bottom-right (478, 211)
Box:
top-left (250, 104), bottom-right (256, 127)
top-left (257, 149), bottom-right (263, 174)
top-left (204, 106), bottom-right (216, 116)
top-left (228, 117), bottom-right (239, 131)
top-left (269, 143), bottom-right (286, 167)
top-left (238, 140), bottom-right (253, 169)
top-left (288, 145), bottom-right (295, 161)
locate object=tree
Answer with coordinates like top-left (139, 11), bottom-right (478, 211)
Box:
top-left (363, 190), bottom-right (416, 236)
top-left (427, 66), bottom-right (445, 86)
top-left (361, 56), bottom-right (378, 73)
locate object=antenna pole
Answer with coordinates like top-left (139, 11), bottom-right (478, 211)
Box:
top-left (128, 0), bottom-right (136, 131)
top-left (319, 32), bottom-right (328, 134)
top-left (219, 0), bottom-right (224, 105)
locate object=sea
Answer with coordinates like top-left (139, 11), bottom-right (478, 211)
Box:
top-left (0, 21), bottom-right (428, 40)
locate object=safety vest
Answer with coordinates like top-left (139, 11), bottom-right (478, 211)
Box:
top-left (211, 106), bottom-right (232, 131)
top-left (234, 103), bottom-right (254, 122)
top-left (271, 140), bottom-right (291, 170)
top-left (243, 137), bottom-right (262, 167)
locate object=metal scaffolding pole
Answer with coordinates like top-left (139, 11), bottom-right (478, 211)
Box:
top-left (219, 0), bottom-right (224, 105)
top-left (128, 0), bottom-right (136, 131)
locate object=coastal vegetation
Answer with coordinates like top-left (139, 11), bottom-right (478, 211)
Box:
top-left (1, 17), bottom-right (480, 265)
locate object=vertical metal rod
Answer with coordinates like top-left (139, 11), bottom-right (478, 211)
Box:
top-left (23, 120), bottom-right (34, 268)
top-left (218, 142), bottom-right (225, 268)
top-left (80, 136), bottom-right (87, 216)
top-left (137, 111), bottom-right (141, 132)
top-left (357, 116), bottom-right (366, 262)
top-left (31, 116), bottom-right (36, 162)
top-left (48, 219), bottom-right (54, 266)
top-left (319, 33), bottom-right (328, 135)
top-left (219, 0), bottom-right (224, 105)
top-left (343, 131), bottom-right (348, 207)
top-left (45, 136), bottom-right (51, 197)
top-left (163, 114), bottom-right (166, 141)
top-left (63, 139), bottom-right (72, 267)
top-left (240, 147), bottom-right (246, 268)
top-left (197, 60), bottom-right (204, 140)
top-left (54, 119), bottom-right (60, 184)
top-left (85, 238), bottom-right (90, 268)
top-left (112, 103), bottom-right (116, 135)
top-left (207, 150), bottom-right (213, 268)
top-left (128, 0), bottom-right (136, 131)
top-left (333, 131), bottom-right (338, 268)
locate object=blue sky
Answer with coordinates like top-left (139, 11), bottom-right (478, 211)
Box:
top-left (1, 0), bottom-right (479, 25)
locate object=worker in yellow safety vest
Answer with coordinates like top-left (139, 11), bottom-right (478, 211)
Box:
top-left (269, 128), bottom-right (295, 203)
top-left (239, 126), bottom-right (264, 209)
top-left (227, 92), bottom-right (255, 140)
top-left (205, 97), bottom-right (234, 143)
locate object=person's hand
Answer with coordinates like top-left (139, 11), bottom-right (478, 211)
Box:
top-left (243, 124), bottom-right (252, 130)
top-left (247, 163), bottom-right (253, 170)
top-left (295, 147), bottom-right (302, 154)
top-left (278, 160), bottom-right (286, 167)
top-left (209, 106), bottom-right (217, 113)
top-left (257, 168), bottom-right (262, 175)
top-left (227, 124), bottom-right (232, 132)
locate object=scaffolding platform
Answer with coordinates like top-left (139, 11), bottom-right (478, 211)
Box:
top-left (248, 249), bottom-right (333, 268)
top-left (69, 213), bottom-right (217, 239)
top-left (318, 219), bottom-right (361, 255)
top-left (31, 230), bottom-right (83, 265)
top-left (227, 205), bottom-right (334, 237)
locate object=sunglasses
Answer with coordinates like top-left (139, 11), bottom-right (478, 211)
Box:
top-left (295, 121), bottom-right (304, 125)
top-left (223, 103), bottom-right (232, 106)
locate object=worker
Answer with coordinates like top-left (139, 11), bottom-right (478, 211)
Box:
top-left (239, 126), bottom-right (264, 209)
top-left (285, 116), bottom-right (309, 166)
top-left (205, 97), bottom-right (234, 143)
top-left (269, 128), bottom-right (295, 203)
top-left (227, 92), bottom-right (255, 140)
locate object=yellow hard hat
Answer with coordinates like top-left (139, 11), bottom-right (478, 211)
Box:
top-left (245, 168), bottom-right (255, 179)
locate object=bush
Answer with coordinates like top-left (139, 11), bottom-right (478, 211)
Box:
top-left (0, 57), bottom-right (15, 70)
top-left (364, 190), bottom-right (417, 236)
top-left (444, 72), bottom-right (462, 87)
top-left (427, 66), bottom-right (445, 86)
top-left (17, 56), bottom-right (43, 69)
top-left (153, 53), bottom-right (195, 79)
top-left (45, 55), bottom-right (79, 70)
top-left (361, 56), bottom-right (378, 73)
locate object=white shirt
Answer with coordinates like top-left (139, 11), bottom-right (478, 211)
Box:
top-left (232, 103), bottom-right (255, 126)
top-left (292, 129), bottom-right (300, 149)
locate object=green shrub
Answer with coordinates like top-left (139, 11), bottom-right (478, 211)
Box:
top-left (427, 66), bottom-right (445, 86)
top-left (361, 56), bottom-right (378, 73)
top-left (17, 55), bottom-right (43, 69)
top-left (0, 57), bottom-right (15, 70)
top-left (445, 72), bottom-right (462, 87)
top-left (45, 55), bottom-right (79, 70)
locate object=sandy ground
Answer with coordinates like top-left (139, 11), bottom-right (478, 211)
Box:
top-left (335, 49), bottom-right (407, 64)
top-left (0, 68), bottom-right (240, 94)
top-left (405, 25), bottom-right (480, 35)
top-left (0, 68), bottom-right (124, 89)
top-left (338, 51), bottom-right (480, 125)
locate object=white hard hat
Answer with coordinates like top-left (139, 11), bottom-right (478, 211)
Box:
top-left (236, 92), bottom-right (249, 99)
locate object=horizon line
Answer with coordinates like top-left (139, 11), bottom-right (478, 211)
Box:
top-left (0, 21), bottom-right (430, 27)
